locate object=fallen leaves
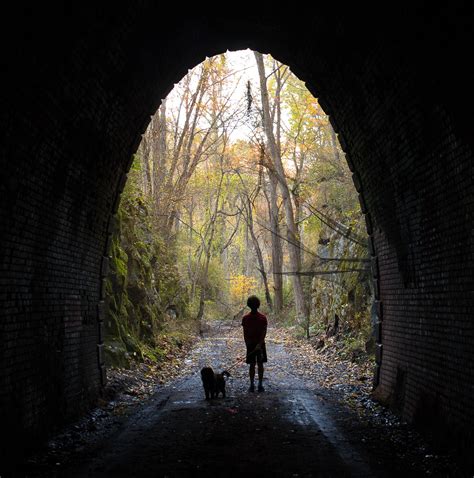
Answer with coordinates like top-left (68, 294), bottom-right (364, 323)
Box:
top-left (104, 335), bottom-right (196, 403)
top-left (269, 328), bottom-right (374, 396)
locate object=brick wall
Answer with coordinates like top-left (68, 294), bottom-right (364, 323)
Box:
top-left (0, 6), bottom-right (472, 455)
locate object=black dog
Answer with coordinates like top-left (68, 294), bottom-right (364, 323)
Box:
top-left (200, 367), bottom-right (231, 399)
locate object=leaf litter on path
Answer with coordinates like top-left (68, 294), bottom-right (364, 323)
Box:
top-left (22, 319), bottom-right (462, 477)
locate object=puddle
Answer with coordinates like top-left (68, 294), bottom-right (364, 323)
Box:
top-left (172, 400), bottom-right (194, 405)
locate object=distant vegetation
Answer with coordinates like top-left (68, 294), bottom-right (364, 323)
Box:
top-left (104, 51), bottom-right (373, 367)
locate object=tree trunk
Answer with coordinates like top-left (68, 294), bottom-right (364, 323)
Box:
top-left (254, 51), bottom-right (309, 324)
top-left (330, 127), bottom-right (340, 163)
top-left (265, 171), bottom-right (283, 313)
top-left (138, 137), bottom-right (152, 196)
top-left (196, 171), bottom-right (224, 332)
top-left (244, 196), bottom-right (273, 311)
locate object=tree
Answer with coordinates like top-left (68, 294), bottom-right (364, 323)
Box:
top-left (254, 51), bottom-right (309, 329)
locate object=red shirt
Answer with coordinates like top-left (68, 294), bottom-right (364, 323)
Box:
top-left (242, 311), bottom-right (267, 344)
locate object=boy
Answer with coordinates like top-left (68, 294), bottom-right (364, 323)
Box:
top-left (242, 295), bottom-right (267, 392)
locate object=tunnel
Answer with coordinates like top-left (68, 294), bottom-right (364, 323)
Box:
top-left (0, 5), bottom-right (473, 461)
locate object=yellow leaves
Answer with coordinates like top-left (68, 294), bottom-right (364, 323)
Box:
top-left (229, 274), bottom-right (258, 303)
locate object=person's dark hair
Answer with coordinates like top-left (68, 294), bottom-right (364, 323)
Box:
top-left (247, 295), bottom-right (260, 310)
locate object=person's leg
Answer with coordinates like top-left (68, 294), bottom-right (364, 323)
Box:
top-left (249, 363), bottom-right (256, 391)
top-left (257, 362), bottom-right (264, 391)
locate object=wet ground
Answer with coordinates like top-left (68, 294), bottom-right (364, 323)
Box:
top-left (11, 323), bottom-right (466, 477)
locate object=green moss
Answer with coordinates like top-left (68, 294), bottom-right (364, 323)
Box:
top-left (103, 156), bottom-right (194, 368)
top-left (104, 341), bottom-right (131, 368)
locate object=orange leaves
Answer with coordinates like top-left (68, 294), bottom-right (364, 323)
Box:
top-left (227, 141), bottom-right (261, 170)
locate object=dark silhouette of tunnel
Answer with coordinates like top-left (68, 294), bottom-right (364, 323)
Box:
top-left (0, 5), bottom-right (473, 459)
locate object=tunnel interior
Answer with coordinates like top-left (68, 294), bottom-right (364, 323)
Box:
top-left (0, 6), bottom-right (473, 457)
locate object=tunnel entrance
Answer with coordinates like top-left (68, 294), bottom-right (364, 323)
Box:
top-left (103, 50), bottom-right (374, 379)
top-left (1, 7), bottom-right (473, 471)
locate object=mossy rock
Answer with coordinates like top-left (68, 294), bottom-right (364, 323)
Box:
top-left (104, 341), bottom-right (131, 368)
top-left (127, 283), bottom-right (148, 304)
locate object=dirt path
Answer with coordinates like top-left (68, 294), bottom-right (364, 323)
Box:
top-left (64, 332), bottom-right (370, 478)
top-left (15, 323), bottom-right (462, 477)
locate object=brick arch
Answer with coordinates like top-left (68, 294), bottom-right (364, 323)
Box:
top-left (0, 6), bottom-right (472, 454)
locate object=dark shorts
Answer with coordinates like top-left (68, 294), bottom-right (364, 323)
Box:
top-left (245, 341), bottom-right (268, 364)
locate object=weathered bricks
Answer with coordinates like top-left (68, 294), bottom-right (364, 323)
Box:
top-left (0, 7), bottom-right (472, 454)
